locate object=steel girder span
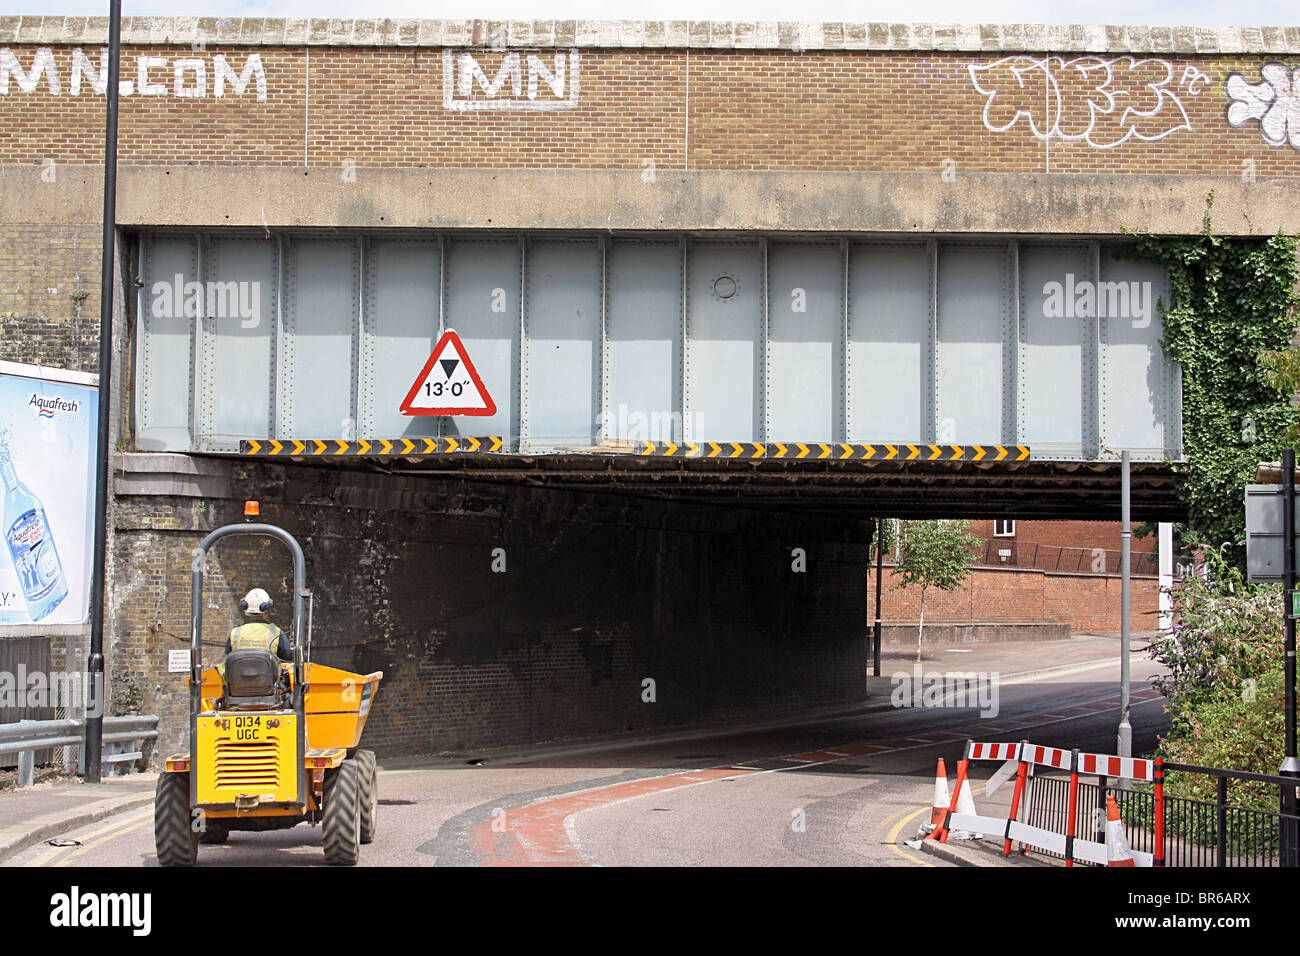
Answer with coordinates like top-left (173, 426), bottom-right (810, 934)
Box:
top-left (132, 230), bottom-right (1181, 467)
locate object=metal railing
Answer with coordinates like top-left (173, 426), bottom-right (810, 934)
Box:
top-left (971, 540), bottom-right (1160, 576)
top-left (1023, 765), bottom-right (1300, 867)
top-left (0, 716), bottom-right (158, 787)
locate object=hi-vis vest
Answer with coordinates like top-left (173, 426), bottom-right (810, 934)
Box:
top-left (218, 622), bottom-right (285, 682)
top-left (228, 621), bottom-right (283, 653)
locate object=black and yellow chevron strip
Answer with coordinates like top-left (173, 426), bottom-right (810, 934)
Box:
top-left (632, 441), bottom-right (1030, 461)
top-left (240, 437), bottom-right (504, 457)
top-left (238, 438), bottom-right (1029, 462)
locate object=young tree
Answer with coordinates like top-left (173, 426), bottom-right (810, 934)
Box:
top-left (892, 519), bottom-right (982, 661)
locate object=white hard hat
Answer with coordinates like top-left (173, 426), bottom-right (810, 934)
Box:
top-left (240, 588), bottom-right (272, 615)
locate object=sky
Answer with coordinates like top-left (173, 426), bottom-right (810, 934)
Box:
top-left (4, 0), bottom-right (1298, 27)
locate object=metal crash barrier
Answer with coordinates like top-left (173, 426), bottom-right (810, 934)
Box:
top-left (0, 716), bottom-right (158, 787)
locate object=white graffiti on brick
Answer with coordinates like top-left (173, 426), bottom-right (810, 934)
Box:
top-left (442, 50), bottom-right (580, 111)
top-left (1226, 63), bottom-right (1300, 149)
top-left (969, 56), bottom-right (1206, 149)
top-left (0, 47), bottom-right (266, 100)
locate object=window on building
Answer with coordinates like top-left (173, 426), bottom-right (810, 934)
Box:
top-left (994, 519), bottom-right (1016, 537)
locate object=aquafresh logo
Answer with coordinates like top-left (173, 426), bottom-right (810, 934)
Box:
top-left (29, 394), bottom-right (80, 420)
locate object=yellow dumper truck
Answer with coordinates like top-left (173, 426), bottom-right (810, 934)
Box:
top-left (155, 519), bottom-right (383, 866)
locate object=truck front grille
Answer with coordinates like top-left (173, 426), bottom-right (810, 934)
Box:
top-left (214, 739), bottom-right (280, 790)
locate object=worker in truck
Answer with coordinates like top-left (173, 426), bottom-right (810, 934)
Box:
top-left (216, 588), bottom-right (292, 684)
top-left (227, 588), bottom-right (292, 660)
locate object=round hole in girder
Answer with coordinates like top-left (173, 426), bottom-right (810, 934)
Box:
top-left (713, 275), bottom-right (738, 299)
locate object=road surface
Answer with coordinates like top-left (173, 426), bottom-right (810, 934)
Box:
top-left (6, 651), bottom-right (1167, 867)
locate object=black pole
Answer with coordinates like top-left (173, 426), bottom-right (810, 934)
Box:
top-left (1286, 448), bottom-right (1297, 763)
top-left (873, 517), bottom-right (884, 676)
top-left (1282, 448), bottom-right (1299, 864)
top-left (85, 0), bottom-right (122, 784)
top-left (1118, 451), bottom-right (1132, 779)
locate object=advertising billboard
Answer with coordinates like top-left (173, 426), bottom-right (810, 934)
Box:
top-left (0, 364), bottom-right (98, 626)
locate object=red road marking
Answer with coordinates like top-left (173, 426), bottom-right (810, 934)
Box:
top-left (464, 687), bottom-right (1169, 865)
top-left (468, 767), bottom-right (757, 866)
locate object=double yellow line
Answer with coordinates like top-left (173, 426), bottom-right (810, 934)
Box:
top-left (879, 805), bottom-right (937, 867)
top-left (23, 806), bottom-right (154, 867)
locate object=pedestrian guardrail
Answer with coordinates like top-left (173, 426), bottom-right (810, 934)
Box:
top-left (0, 716), bottom-right (158, 787)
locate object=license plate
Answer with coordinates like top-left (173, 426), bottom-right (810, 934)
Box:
top-left (233, 715), bottom-right (262, 741)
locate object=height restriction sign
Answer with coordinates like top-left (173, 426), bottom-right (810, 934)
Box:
top-left (399, 329), bottom-right (497, 417)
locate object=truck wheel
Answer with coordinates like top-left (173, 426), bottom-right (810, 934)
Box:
top-left (200, 823), bottom-right (229, 844)
top-left (155, 772), bottom-right (199, 867)
top-left (322, 759), bottom-right (361, 866)
top-left (356, 750), bottom-right (378, 845)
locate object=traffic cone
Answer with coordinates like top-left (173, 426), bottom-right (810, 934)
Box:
top-left (919, 759), bottom-right (950, 838)
top-left (1105, 796), bottom-right (1136, 866)
top-left (948, 775), bottom-right (985, 840)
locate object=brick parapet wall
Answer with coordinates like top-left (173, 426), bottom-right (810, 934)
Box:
top-left (0, 41), bottom-right (1297, 176)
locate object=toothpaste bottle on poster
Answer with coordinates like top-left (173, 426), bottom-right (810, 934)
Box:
top-left (1, 446), bottom-right (68, 621)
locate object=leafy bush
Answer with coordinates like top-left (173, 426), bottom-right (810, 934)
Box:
top-left (1162, 662), bottom-right (1287, 814)
top-left (1143, 543), bottom-right (1289, 838)
top-left (1147, 544), bottom-right (1283, 740)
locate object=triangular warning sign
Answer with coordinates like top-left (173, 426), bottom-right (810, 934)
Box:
top-left (399, 329), bottom-right (497, 417)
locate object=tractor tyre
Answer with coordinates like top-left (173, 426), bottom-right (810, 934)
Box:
top-left (200, 822), bottom-right (229, 844)
top-left (356, 749), bottom-right (378, 845)
top-left (154, 772), bottom-right (199, 867)
top-left (322, 759), bottom-right (362, 866)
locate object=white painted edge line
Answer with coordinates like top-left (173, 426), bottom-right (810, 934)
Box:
top-left (1000, 658), bottom-right (1140, 684)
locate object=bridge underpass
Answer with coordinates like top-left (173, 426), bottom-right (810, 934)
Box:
top-left (118, 225), bottom-right (1188, 758)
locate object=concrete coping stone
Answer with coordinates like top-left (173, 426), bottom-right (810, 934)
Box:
top-left (2, 17), bottom-right (1298, 54)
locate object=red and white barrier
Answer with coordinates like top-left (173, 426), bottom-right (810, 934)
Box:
top-left (1022, 744), bottom-right (1071, 771)
top-left (969, 742), bottom-right (1020, 761)
top-left (1077, 752), bottom-right (1154, 782)
top-left (936, 738), bottom-right (1160, 867)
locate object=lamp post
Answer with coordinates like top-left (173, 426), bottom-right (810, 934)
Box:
top-left (873, 516), bottom-right (884, 676)
top-left (1118, 451), bottom-right (1132, 783)
top-left (85, 0), bottom-right (122, 784)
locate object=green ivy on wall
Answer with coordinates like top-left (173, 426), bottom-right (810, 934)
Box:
top-left (1125, 193), bottom-right (1300, 563)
